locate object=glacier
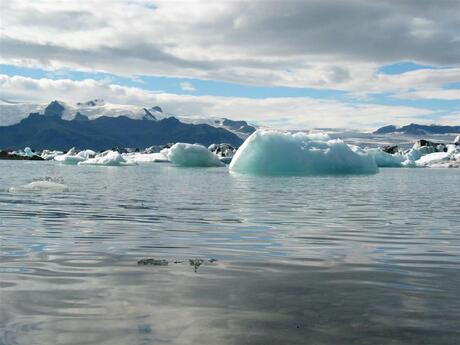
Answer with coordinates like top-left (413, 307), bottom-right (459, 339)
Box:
top-left (229, 130), bottom-right (378, 176)
top-left (167, 143), bottom-right (225, 167)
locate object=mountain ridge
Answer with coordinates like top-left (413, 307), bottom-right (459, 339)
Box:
top-left (0, 100), bottom-right (247, 150)
top-left (374, 123), bottom-right (460, 135)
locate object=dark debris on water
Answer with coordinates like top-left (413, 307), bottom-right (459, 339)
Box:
top-left (137, 258), bottom-right (217, 272)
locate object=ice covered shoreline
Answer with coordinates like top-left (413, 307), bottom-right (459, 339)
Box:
top-left (1, 131), bottom-right (459, 175)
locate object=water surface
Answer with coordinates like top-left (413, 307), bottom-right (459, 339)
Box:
top-left (1, 161), bottom-right (459, 344)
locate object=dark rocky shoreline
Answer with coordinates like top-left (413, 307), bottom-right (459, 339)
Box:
top-left (0, 150), bottom-right (44, 161)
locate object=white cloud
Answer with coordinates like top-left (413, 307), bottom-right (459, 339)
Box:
top-left (395, 88), bottom-right (460, 101)
top-left (180, 81), bottom-right (196, 92)
top-left (1, 74), bottom-right (451, 130)
top-left (0, 0), bottom-right (459, 93)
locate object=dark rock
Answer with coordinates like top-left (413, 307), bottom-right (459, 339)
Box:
top-left (380, 145), bottom-right (399, 154)
top-left (0, 150), bottom-right (44, 160)
top-left (208, 143), bottom-right (236, 157)
top-left (189, 259), bottom-right (204, 272)
top-left (137, 258), bottom-right (169, 266)
top-left (416, 139), bottom-right (437, 148)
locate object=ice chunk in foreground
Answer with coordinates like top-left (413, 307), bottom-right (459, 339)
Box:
top-left (78, 150), bottom-right (134, 166)
top-left (229, 130), bottom-right (378, 175)
top-left (9, 181), bottom-right (68, 192)
top-left (167, 143), bottom-right (225, 167)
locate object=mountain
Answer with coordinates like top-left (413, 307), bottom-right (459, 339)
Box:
top-left (374, 123), bottom-right (460, 135)
top-left (0, 99), bottom-right (256, 138)
top-left (0, 100), bottom-right (244, 150)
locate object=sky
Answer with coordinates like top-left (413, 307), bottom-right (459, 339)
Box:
top-left (0, 0), bottom-right (459, 130)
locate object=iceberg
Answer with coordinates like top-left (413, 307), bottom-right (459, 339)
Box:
top-left (208, 143), bottom-right (237, 165)
top-left (366, 148), bottom-right (405, 167)
top-left (167, 143), bottom-right (225, 167)
top-left (404, 145), bottom-right (436, 162)
top-left (123, 152), bottom-right (169, 164)
top-left (9, 180), bottom-right (68, 192)
top-left (78, 150), bottom-right (134, 166)
top-left (54, 148), bottom-right (88, 165)
top-left (229, 130), bottom-right (378, 176)
top-left (41, 150), bottom-right (63, 160)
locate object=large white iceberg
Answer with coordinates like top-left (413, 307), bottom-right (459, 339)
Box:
top-left (78, 150), bottom-right (134, 166)
top-left (167, 143), bottom-right (225, 167)
top-left (229, 130), bottom-right (378, 176)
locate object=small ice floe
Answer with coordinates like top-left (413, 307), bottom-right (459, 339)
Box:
top-left (9, 180), bottom-right (68, 193)
top-left (41, 150), bottom-right (63, 160)
top-left (54, 148), bottom-right (88, 165)
top-left (78, 150), bottom-right (135, 166)
top-left (167, 143), bottom-right (225, 167)
top-left (415, 147), bottom-right (460, 168)
top-left (208, 143), bottom-right (237, 165)
top-left (229, 130), bottom-right (378, 176)
top-left (122, 152), bottom-right (169, 164)
top-left (366, 148), bottom-right (405, 167)
top-left (366, 138), bottom-right (460, 168)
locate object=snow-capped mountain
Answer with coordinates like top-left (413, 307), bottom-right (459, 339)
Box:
top-left (0, 99), bottom-right (247, 150)
top-left (0, 99), bottom-right (255, 138)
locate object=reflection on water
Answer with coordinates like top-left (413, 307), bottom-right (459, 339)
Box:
top-left (0, 161), bottom-right (459, 344)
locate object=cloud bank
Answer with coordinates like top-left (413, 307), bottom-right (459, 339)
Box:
top-left (1, 0), bottom-right (459, 91)
top-left (1, 74), bottom-right (448, 130)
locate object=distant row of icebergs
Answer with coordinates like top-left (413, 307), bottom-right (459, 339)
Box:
top-left (7, 131), bottom-right (460, 175)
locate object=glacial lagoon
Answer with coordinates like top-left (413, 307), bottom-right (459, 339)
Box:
top-left (0, 161), bottom-right (459, 344)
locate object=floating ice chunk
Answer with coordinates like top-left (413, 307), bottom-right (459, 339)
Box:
top-left (78, 150), bottom-right (134, 166)
top-left (446, 144), bottom-right (460, 155)
top-left (401, 159), bottom-right (417, 167)
top-left (23, 147), bottom-right (34, 157)
top-left (416, 152), bottom-right (452, 167)
top-left (167, 143), bottom-right (225, 167)
top-left (9, 180), bottom-right (68, 192)
top-left (77, 149), bottom-right (96, 159)
top-left (41, 150), bottom-right (63, 160)
top-left (54, 148), bottom-right (87, 165)
top-left (366, 148), bottom-right (405, 167)
top-left (403, 146), bottom-right (436, 162)
top-left (11, 147), bottom-right (37, 158)
top-left (123, 152), bottom-right (169, 164)
top-left (229, 130), bottom-right (378, 176)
